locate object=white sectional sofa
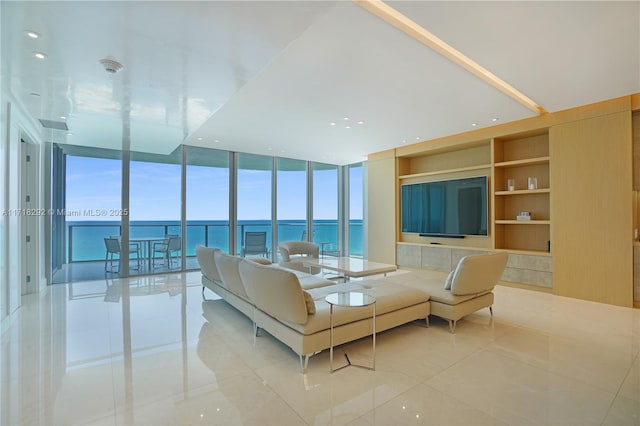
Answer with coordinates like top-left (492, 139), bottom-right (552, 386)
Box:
top-left (196, 245), bottom-right (430, 370)
top-left (195, 245), bottom-right (507, 370)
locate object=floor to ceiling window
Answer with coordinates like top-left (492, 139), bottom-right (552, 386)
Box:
top-left (52, 148), bottom-right (122, 284)
top-left (349, 162), bottom-right (364, 257)
top-left (51, 144), bottom-right (366, 283)
top-left (186, 147), bottom-right (230, 258)
top-left (312, 162), bottom-right (339, 256)
top-left (276, 158), bottom-right (307, 253)
top-left (236, 153), bottom-right (272, 258)
top-left (129, 151), bottom-right (182, 275)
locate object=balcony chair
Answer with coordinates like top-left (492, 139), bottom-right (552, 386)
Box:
top-left (153, 235), bottom-right (182, 269)
top-left (241, 231), bottom-right (269, 258)
top-left (104, 237), bottom-right (141, 273)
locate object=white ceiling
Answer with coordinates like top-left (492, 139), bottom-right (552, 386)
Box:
top-left (2, 1), bottom-right (639, 165)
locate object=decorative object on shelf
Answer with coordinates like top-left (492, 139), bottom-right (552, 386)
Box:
top-left (527, 177), bottom-right (538, 190)
top-left (517, 211), bottom-right (532, 221)
top-left (507, 178), bottom-right (515, 191)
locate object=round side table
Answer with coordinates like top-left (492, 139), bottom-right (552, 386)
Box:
top-left (325, 291), bottom-right (376, 372)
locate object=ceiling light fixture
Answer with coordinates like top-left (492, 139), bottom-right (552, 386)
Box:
top-left (355, 0), bottom-right (546, 114)
top-left (197, 137), bottom-right (203, 141)
top-left (329, 122), bottom-right (336, 126)
top-left (357, 121), bottom-right (365, 125)
top-left (492, 117), bottom-right (499, 122)
top-left (34, 52), bottom-right (46, 59)
top-left (214, 139), bottom-right (220, 143)
top-left (343, 117), bottom-right (350, 120)
top-left (472, 123), bottom-right (477, 127)
top-left (26, 31), bottom-right (39, 39)
top-left (345, 126), bottom-right (351, 129)
top-left (60, 116), bottom-right (67, 120)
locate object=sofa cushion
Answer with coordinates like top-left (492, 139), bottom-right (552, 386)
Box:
top-left (196, 245), bottom-right (222, 284)
top-left (450, 252), bottom-right (508, 296)
top-left (239, 260), bottom-right (309, 325)
top-left (289, 281), bottom-right (429, 335)
top-left (375, 270), bottom-right (481, 305)
top-left (279, 268), bottom-right (335, 290)
top-left (214, 251), bottom-right (249, 298)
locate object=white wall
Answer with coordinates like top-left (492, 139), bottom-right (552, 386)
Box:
top-left (1, 90), bottom-right (44, 333)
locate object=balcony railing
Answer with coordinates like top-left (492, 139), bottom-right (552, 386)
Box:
top-left (65, 220), bottom-right (363, 263)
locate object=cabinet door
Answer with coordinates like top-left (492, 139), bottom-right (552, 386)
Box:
top-left (550, 111), bottom-right (632, 306)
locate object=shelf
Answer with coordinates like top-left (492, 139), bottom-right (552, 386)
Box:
top-left (495, 188), bottom-right (550, 196)
top-left (495, 220), bottom-right (551, 225)
top-left (494, 156), bottom-right (550, 169)
top-left (398, 163), bottom-right (491, 180)
top-left (496, 248), bottom-right (552, 256)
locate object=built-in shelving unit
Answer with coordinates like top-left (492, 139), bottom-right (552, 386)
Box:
top-left (383, 95), bottom-right (638, 305)
top-left (492, 130), bottom-right (550, 253)
top-left (398, 163), bottom-right (491, 180)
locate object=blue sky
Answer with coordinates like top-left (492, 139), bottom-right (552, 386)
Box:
top-left (65, 156), bottom-right (362, 221)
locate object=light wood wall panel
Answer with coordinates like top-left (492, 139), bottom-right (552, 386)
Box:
top-left (550, 111), bottom-right (633, 306)
top-left (367, 150), bottom-right (396, 264)
top-left (633, 112), bottom-right (640, 189)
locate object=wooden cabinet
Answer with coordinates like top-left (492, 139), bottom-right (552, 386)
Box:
top-left (371, 95), bottom-right (636, 304)
top-left (492, 131), bottom-right (551, 253)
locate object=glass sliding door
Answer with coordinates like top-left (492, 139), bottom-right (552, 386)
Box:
top-left (312, 162), bottom-right (339, 256)
top-left (276, 158), bottom-right (307, 253)
top-left (129, 150), bottom-right (182, 275)
top-left (237, 153), bottom-right (272, 258)
top-left (349, 162), bottom-right (364, 257)
top-left (186, 147), bottom-right (230, 260)
top-left (52, 147), bottom-right (122, 284)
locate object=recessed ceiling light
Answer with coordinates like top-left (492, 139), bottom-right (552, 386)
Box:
top-left (345, 126), bottom-right (351, 129)
top-left (343, 117), bottom-right (350, 121)
top-left (197, 137), bottom-right (203, 141)
top-left (329, 122), bottom-right (336, 126)
top-left (415, 136), bottom-right (420, 140)
top-left (492, 117), bottom-right (499, 122)
top-left (402, 140), bottom-right (407, 144)
top-left (66, 132), bottom-right (73, 136)
top-left (214, 139), bottom-right (220, 143)
top-left (34, 52), bottom-right (46, 59)
top-left (357, 121), bottom-right (365, 125)
top-left (472, 123), bottom-right (477, 127)
top-left (26, 31), bottom-right (39, 39)
top-left (60, 116), bottom-right (67, 120)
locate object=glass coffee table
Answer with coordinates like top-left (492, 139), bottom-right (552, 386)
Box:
top-left (304, 257), bottom-right (397, 282)
top-left (325, 291), bottom-right (376, 372)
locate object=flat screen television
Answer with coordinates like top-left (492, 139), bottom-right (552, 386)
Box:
top-left (401, 176), bottom-right (488, 237)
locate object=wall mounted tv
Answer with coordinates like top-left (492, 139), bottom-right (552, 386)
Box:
top-left (401, 176), bottom-right (488, 238)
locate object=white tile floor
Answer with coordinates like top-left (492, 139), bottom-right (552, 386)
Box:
top-left (2, 271), bottom-right (640, 425)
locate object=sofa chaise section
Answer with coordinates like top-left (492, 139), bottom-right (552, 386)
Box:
top-left (238, 259), bottom-right (430, 371)
top-left (381, 252), bottom-right (508, 332)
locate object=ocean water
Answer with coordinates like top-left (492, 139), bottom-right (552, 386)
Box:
top-left (66, 220), bottom-right (363, 262)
